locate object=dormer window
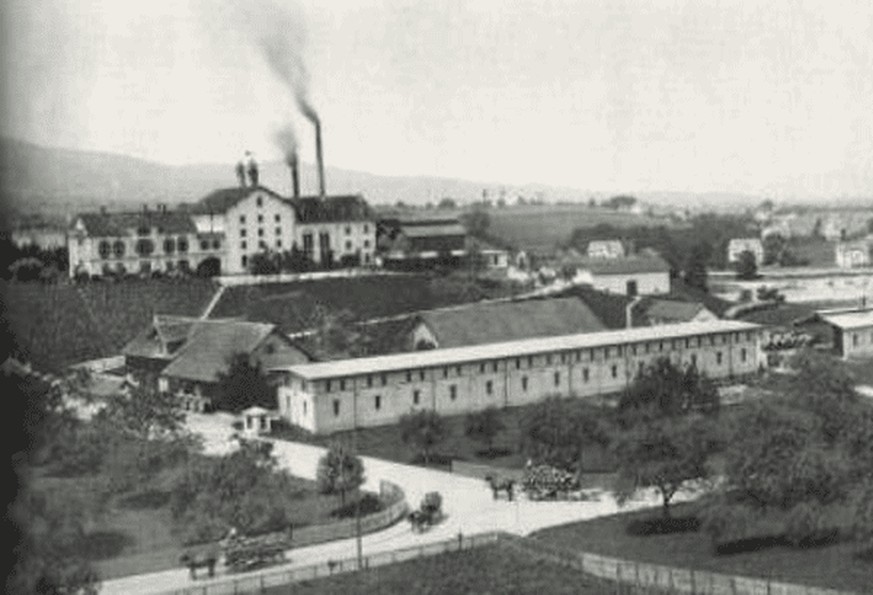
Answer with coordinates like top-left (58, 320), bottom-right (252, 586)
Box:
top-left (256, 196), bottom-right (263, 208)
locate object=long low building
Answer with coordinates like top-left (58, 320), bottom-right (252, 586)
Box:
top-left (274, 319), bottom-right (763, 434)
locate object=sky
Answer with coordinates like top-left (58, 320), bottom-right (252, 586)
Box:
top-left (2, 0), bottom-right (872, 200)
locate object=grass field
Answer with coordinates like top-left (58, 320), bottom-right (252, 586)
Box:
top-left (2, 278), bottom-right (217, 372)
top-left (33, 464), bottom-right (375, 580)
top-left (265, 542), bottom-right (612, 595)
top-left (486, 205), bottom-right (679, 253)
top-left (210, 274), bottom-right (520, 333)
top-left (274, 401), bottom-right (616, 479)
top-left (533, 502), bottom-right (872, 593)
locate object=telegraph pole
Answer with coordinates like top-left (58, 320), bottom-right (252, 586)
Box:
top-left (353, 381), bottom-right (363, 569)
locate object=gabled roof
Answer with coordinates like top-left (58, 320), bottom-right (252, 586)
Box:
top-left (76, 210), bottom-right (196, 237)
top-left (122, 315), bottom-right (196, 359)
top-left (401, 223), bottom-right (467, 238)
top-left (415, 297), bottom-right (606, 348)
top-left (189, 186), bottom-right (286, 215)
top-left (568, 254), bottom-right (671, 275)
top-left (638, 298), bottom-right (707, 323)
top-left (161, 319), bottom-right (278, 383)
top-left (819, 309), bottom-right (873, 330)
top-left (289, 195), bottom-right (373, 223)
top-left (552, 286), bottom-right (635, 329)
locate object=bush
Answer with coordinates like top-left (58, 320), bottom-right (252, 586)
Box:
top-left (330, 493), bottom-right (383, 519)
top-left (626, 515), bottom-right (701, 537)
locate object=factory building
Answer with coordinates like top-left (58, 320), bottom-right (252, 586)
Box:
top-left (275, 319), bottom-right (762, 434)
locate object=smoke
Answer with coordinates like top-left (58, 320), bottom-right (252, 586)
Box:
top-left (274, 124), bottom-right (298, 165)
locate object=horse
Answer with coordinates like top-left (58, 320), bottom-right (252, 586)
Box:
top-left (484, 475), bottom-right (515, 501)
top-left (180, 549), bottom-right (218, 580)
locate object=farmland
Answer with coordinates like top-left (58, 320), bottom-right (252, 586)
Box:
top-left (1, 278), bottom-right (217, 372)
top-left (486, 204), bottom-right (680, 252)
top-left (209, 273), bottom-right (520, 333)
top-left (266, 542), bottom-right (611, 595)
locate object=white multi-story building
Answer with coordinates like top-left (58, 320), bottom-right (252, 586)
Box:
top-left (67, 205), bottom-right (223, 278)
top-left (274, 319), bottom-right (762, 434)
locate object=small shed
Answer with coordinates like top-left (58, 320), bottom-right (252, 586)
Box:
top-left (240, 406), bottom-right (277, 435)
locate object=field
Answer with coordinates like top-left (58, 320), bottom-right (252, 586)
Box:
top-left (209, 273), bottom-right (520, 334)
top-left (2, 278), bottom-right (218, 372)
top-left (486, 205), bottom-right (679, 253)
top-left (533, 502), bottom-right (872, 593)
top-left (33, 464), bottom-right (375, 580)
top-left (274, 401), bottom-right (616, 479)
top-left (265, 542), bottom-right (612, 595)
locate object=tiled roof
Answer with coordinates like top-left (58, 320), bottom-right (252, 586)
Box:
top-left (553, 286), bottom-right (635, 329)
top-left (279, 319), bottom-right (763, 380)
top-left (77, 210), bottom-right (196, 237)
top-left (638, 298), bottom-right (706, 323)
top-left (571, 254), bottom-right (671, 275)
top-left (122, 315), bottom-right (195, 359)
top-left (401, 223), bottom-right (467, 238)
top-left (417, 297), bottom-right (606, 348)
top-left (161, 319), bottom-right (277, 383)
top-left (289, 195), bottom-right (373, 223)
top-left (190, 186), bottom-right (285, 215)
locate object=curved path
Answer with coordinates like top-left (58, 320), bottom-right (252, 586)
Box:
top-left (102, 413), bottom-right (682, 594)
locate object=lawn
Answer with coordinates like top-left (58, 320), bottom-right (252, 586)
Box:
top-left (32, 463), bottom-right (378, 580)
top-left (266, 542), bottom-right (614, 595)
top-left (487, 204), bottom-right (680, 253)
top-left (274, 401), bottom-right (617, 480)
top-left (532, 502), bottom-right (873, 594)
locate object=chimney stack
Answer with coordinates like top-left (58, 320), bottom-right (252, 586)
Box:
top-left (288, 151), bottom-right (300, 199)
top-left (314, 119), bottom-right (325, 198)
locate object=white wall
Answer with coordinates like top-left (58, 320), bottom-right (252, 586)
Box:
top-left (589, 271), bottom-right (670, 295)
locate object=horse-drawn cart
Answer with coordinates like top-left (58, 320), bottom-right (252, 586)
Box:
top-left (223, 530), bottom-right (291, 573)
top-left (408, 492), bottom-right (443, 533)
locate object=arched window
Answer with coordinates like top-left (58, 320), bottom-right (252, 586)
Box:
top-left (113, 240), bottom-right (125, 257)
top-left (177, 237), bottom-right (189, 253)
top-left (136, 239), bottom-right (155, 256)
top-left (163, 238), bottom-right (176, 254)
top-left (98, 241), bottom-right (111, 259)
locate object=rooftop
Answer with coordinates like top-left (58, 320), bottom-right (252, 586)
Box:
top-left (277, 319), bottom-right (761, 380)
top-left (819, 309), bottom-right (873, 330)
top-left (190, 186), bottom-right (285, 215)
top-left (76, 210), bottom-right (196, 237)
top-left (290, 195), bottom-right (373, 223)
top-left (569, 254), bottom-right (671, 275)
top-left (401, 223), bottom-right (468, 238)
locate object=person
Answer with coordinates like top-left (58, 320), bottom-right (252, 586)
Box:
top-left (244, 151), bottom-right (259, 187)
top-left (235, 160), bottom-right (246, 187)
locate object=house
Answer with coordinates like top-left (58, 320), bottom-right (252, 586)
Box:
top-left (819, 308), bottom-right (873, 359)
top-left (835, 239), bottom-right (872, 269)
top-left (377, 215), bottom-right (467, 268)
top-left (11, 226), bottom-right (67, 250)
top-left (586, 240), bottom-right (626, 259)
top-left (821, 213), bottom-right (870, 241)
top-left (634, 298), bottom-right (717, 326)
top-left (122, 316), bottom-right (312, 410)
top-left (405, 297), bottom-right (607, 350)
top-left (727, 238), bottom-right (764, 266)
top-left (275, 319), bottom-right (763, 434)
top-left (67, 205), bottom-right (217, 278)
top-left (567, 254), bottom-right (671, 296)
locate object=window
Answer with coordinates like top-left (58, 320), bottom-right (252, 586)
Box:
top-left (516, 358), bottom-right (521, 370)
top-left (381, 373), bottom-right (387, 386)
top-left (275, 227), bottom-right (281, 236)
top-left (345, 226), bottom-right (351, 235)
top-left (239, 215), bottom-right (246, 224)
top-left (339, 379), bottom-right (346, 391)
top-left (443, 367), bottom-right (448, 379)
top-left (213, 240), bottom-right (221, 250)
top-left (449, 385), bottom-right (457, 400)
top-left (528, 356), bottom-right (534, 367)
top-left (406, 370), bottom-right (412, 382)
top-left (241, 241), bottom-right (247, 250)
top-left (241, 255), bottom-right (248, 268)
top-left (137, 226), bottom-right (150, 236)
top-left (258, 241), bottom-right (266, 249)
top-left (257, 214), bottom-right (264, 223)
top-left (374, 395), bottom-right (381, 410)
top-left (98, 240), bottom-right (111, 259)
top-left (637, 361), bottom-right (644, 375)
top-left (276, 239), bottom-right (282, 248)
top-left (716, 351), bottom-right (723, 365)
top-left (554, 371), bottom-right (560, 386)
top-left (303, 401), bottom-right (307, 415)
top-left (583, 368), bottom-right (589, 382)
top-left (364, 254), bottom-right (371, 264)
top-left (659, 342), bottom-right (664, 352)
top-left (617, 346), bottom-right (624, 357)
top-left (413, 390), bottom-right (420, 405)
top-left (631, 345), bottom-right (637, 356)
top-left (256, 197), bottom-right (263, 207)
top-left (576, 351), bottom-right (582, 362)
top-left (364, 224), bottom-right (369, 233)
top-left (521, 376), bottom-right (528, 391)
top-left (275, 214), bottom-right (281, 222)
top-left (177, 238), bottom-right (188, 253)
top-left (480, 363), bottom-right (486, 373)
top-left (611, 365), bottom-right (618, 379)
top-left (486, 380), bottom-right (493, 395)
top-left (456, 365), bottom-right (462, 375)
top-left (240, 228), bottom-right (247, 237)
top-left (258, 228), bottom-right (264, 237)
top-left (364, 240), bottom-right (370, 248)
top-left (560, 353), bottom-right (566, 364)
top-left (178, 260), bottom-right (190, 272)
top-left (419, 370), bottom-right (425, 381)
top-left (366, 375), bottom-right (373, 388)
top-left (200, 240), bottom-right (209, 250)
top-left (546, 355), bottom-right (552, 365)
top-left (163, 238), bottom-right (176, 254)
top-left (685, 338), bottom-right (691, 348)
top-left (333, 399), bottom-right (340, 416)
top-left (853, 333), bottom-right (859, 347)
top-left (345, 240), bottom-right (352, 251)
top-left (741, 348), bottom-right (747, 362)
top-left (326, 380), bottom-right (332, 392)
top-left (690, 354), bottom-right (698, 367)
top-left (113, 241), bottom-right (125, 257)
top-left (492, 361), bottom-right (498, 373)
top-left (136, 239), bottom-right (155, 256)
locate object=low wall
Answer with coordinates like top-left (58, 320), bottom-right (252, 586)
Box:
top-left (290, 480), bottom-right (407, 549)
top-left (216, 269), bottom-right (401, 287)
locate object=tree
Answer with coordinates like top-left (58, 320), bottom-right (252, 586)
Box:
top-left (437, 197), bottom-right (457, 210)
top-left (215, 354), bottom-right (275, 412)
top-left (464, 407), bottom-right (505, 455)
top-left (307, 307), bottom-right (373, 359)
top-left (702, 350), bottom-right (873, 551)
top-left (734, 250), bottom-right (758, 280)
top-left (399, 410), bottom-right (447, 466)
top-left (521, 397), bottom-right (609, 474)
top-left (461, 207), bottom-right (490, 239)
top-left (603, 195), bottom-right (637, 210)
top-left (316, 442), bottom-right (365, 506)
top-left (100, 384), bottom-right (186, 441)
top-left (762, 233), bottom-right (786, 265)
top-left (613, 358), bottom-right (721, 518)
top-left (683, 241), bottom-right (710, 291)
top-left (249, 251), bottom-right (279, 275)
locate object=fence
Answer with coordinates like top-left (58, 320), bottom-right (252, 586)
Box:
top-left (504, 537), bottom-right (855, 595)
top-left (289, 480), bottom-right (407, 548)
top-left (163, 531), bottom-right (504, 594)
top-left (216, 269), bottom-right (402, 287)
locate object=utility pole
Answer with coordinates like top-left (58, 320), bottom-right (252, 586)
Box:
top-left (353, 381), bottom-right (363, 569)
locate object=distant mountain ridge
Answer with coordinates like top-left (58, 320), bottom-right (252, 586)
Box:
top-left (5, 135), bottom-right (858, 222)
